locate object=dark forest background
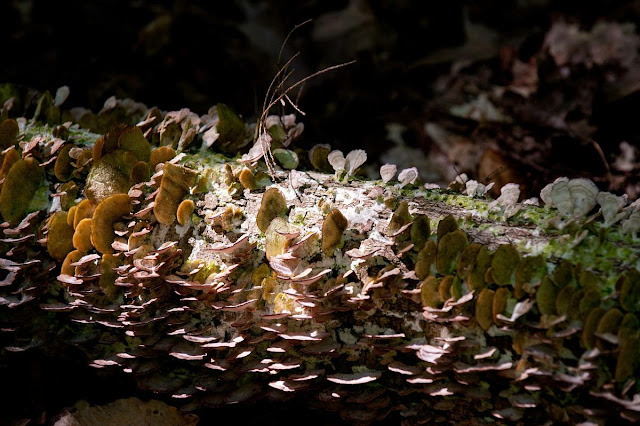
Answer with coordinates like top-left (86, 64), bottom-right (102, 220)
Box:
top-left (2, 0), bottom-right (640, 199)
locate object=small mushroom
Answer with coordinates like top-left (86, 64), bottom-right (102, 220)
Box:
top-left (0, 118), bottom-right (19, 149)
top-left (379, 164), bottom-right (397, 183)
top-left (265, 217), bottom-right (299, 260)
top-left (618, 313), bottom-right (640, 341)
top-left (438, 275), bottom-right (455, 302)
top-left (272, 148), bottom-right (299, 170)
top-left (54, 144), bottom-right (74, 182)
top-left (492, 287), bottom-right (511, 324)
top-left (476, 288), bottom-right (495, 331)
top-left (456, 243), bottom-right (482, 281)
top-left (415, 240), bottom-right (437, 280)
top-left (73, 218), bottom-right (94, 252)
top-left (150, 146), bottom-right (177, 171)
top-left (436, 230), bottom-right (468, 275)
top-left (321, 209), bottom-right (348, 256)
top-left (177, 199), bottom-right (195, 226)
top-left (131, 161), bottom-right (150, 184)
top-left (388, 201), bottom-right (412, 235)
top-left (397, 167), bottom-right (418, 188)
top-left (0, 147), bottom-right (21, 187)
top-left (67, 205), bottom-right (77, 226)
top-left (552, 260), bottom-right (575, 288)
top-left (421, 276), bottom-right (441, 308)
top-left (154, 163), bottom-right (198, 225)
top-left (59, 181), bottom-right (79, 211)
top-left (238, 168), bottom-right (257, 190)
top-left (535, 275), bottom-right (557, 316)
top-left (73, 199), bottom-right (96, 229)
top-left (595, 308), bottom-right (623, 349)
top-left (410, 215), bottom-right (431, 252)
top-left (61, 249), bottom-right (85, 276)
top-left (568, 178), bottom-right (599, 217)
top-left (579, 288), bottom-right (601, 320)
top-left (308, 144), bottom-right (332, 172)
top-left (615, 335), bottom-right (640, 383)
top-left (597, 191), bottom-right (627, 227)
top-left (619, 269), bottom-right (640, 312)
top-left (117, 125), bottom-right (151, 162)
top-left (555, 286), bottom-right (574, 316)
top-left (345, 149), bottom-right (367, 177)
top-left (85, 150), bottom-right (137, 205)
top-left (541, 177), bottom-right (599, 218)
top-left (47, 211), bottom-right (75, 261)
top-left (490, 244), bottom-right (520, 286)
top-left (214, 103), bottom-right (246, 153)
top-left (256, 187), bottom-right (287, 233)
top-left (467, 245), bottom-right (493, 292)
top-left (581, 307), bottom-right (605, 349)
top-left (0, 157), bottom-right (44, 224)
top-left (91, 193), bottom-right (132, 254)
top-left (436, 215), bottom-right (458, 241)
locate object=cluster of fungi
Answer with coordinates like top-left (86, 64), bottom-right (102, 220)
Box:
top-left (0, 87), bottom-right (639, 424)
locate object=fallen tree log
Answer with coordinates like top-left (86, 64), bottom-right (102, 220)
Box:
top-left (1, 92), bottom-right (639, 424)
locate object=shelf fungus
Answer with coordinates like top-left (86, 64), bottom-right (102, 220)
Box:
top-left (1, 92), bottom-right (640, 425)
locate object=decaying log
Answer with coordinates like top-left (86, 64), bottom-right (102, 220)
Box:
top-left (1, 98), bottom-right (639, 424)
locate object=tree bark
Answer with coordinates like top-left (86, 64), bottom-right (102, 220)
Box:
top-left (1, 117), bottom-right (639, 425)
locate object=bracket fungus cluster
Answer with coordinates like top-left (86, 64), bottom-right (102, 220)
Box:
top-left (1, 88), bottom-right (640, 425)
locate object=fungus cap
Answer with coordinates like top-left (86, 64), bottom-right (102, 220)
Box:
top-left (0, 156), bottom-right (44, 224)
top-left (476, 288), bottom-right (495, 331)
top-left (490, 244), bottom-right (520, 286)
top-left (436, 230), bottom-right (468, 275)
top-left (72, 218), bottom-right (94, 252)
top-left (85, 150), bottom-right (137, 205)
top-left (256, 188), bottom-right (288, 233)
top-left (388, 201), bottom-right (412, 235)
top-left (154, 162), bottom-right (198, 225)
top-left (321, 209), bottom-right (348, 256)
top-left (177, 199), bottom-right (195, 226)
top-left (91, 194), bottom-right (132, 254)
top-left (47, 210), bottom-right (75, 261)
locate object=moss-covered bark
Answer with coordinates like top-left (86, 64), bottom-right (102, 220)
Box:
top-left (1, 94), bottom-right (639, 424)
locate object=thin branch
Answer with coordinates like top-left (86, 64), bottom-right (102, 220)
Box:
top-left (277, 19), bottom-right (313, 67)
top-left (260, 60), bottom-right (356, 126)
top-left (261, 52), bottom-right (300, 123)
top-left (284, 93), bottom-right (306, 116)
